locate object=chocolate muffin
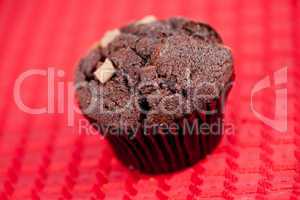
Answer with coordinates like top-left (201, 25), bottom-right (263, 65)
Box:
top-left (75, 16), bottom-right (234, 173)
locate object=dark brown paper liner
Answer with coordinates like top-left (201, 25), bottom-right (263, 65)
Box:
top-left (105, 97), bottom-right (224, 174)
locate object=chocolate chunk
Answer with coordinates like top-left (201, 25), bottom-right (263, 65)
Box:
top-left (140, 65), bottom-right (158, 81)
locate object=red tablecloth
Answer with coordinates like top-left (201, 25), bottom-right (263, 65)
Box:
top-left (0, 0), bottom-right (299, 199)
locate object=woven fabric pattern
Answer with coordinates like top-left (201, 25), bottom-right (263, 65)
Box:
top-left (0, 0), bottom-right (299, 199)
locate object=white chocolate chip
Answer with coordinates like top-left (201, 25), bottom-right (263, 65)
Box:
top-left (94, 58), bottom-right (116, 83)
top-left (135, 15), bottom-right (157, 25)
top-left (100, 29), bottom-right (120, 47)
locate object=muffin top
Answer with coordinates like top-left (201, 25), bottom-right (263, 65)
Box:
top-left (75, 16), bottom-right (234, 129)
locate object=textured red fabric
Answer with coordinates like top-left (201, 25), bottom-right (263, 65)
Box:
top-left (0, 0), bottom-right (299, 199)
